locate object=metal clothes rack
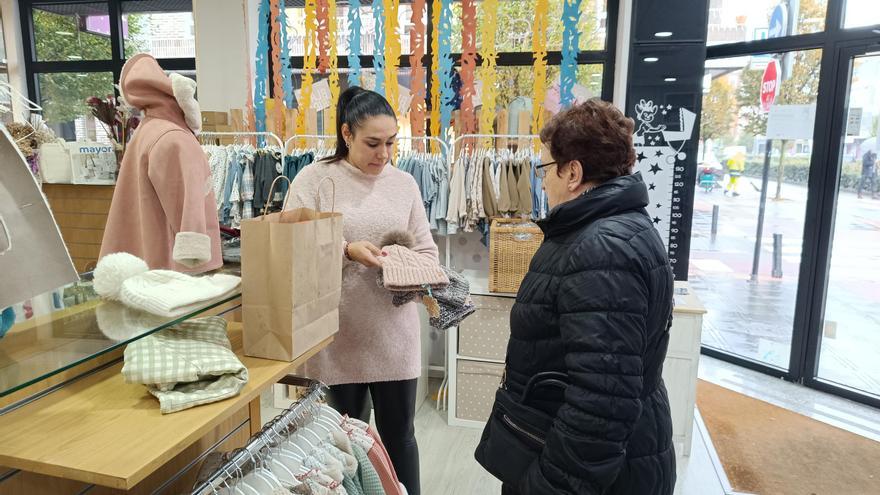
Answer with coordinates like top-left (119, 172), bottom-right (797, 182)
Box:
top-left (190, 375), bottom-right (326, 495)
top-left (198, 131), bottom-right (284, 149)
top-left (452, 133), bottom-right (541, 155)
top-left (284, 134), bottom-right (337, 153)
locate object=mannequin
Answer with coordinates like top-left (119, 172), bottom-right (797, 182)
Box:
top-left (100, 54), bottom-right (221, 273)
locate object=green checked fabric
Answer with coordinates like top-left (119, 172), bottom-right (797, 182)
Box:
top-left (122, 316), bottom-right (249, 414)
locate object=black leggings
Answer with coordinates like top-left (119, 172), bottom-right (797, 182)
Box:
top-left (327, 379), bottom-right (420, 495)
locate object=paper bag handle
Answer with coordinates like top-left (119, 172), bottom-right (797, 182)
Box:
top-left (260, 175), bottom-right (293, 216)
top-left (260, 175), bottom-right (337, 217)
top-left (316, 176), bottom-right (337, 213)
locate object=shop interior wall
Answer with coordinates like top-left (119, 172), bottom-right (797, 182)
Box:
top-left (1, 0), bottom-right (30, 119)
top-left (193, 0), bottom-right (260, 114)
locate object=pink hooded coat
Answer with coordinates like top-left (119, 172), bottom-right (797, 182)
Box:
top-left (100, 54), bottom-right (222, 273)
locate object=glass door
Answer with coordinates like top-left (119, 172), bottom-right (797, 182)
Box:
top-left (815, 50), bottom-right (880, 399)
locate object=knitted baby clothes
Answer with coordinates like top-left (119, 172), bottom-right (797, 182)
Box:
top-left (377, 267), bottom-right (476, 330)
top-left (380, 244), bottom-right (449, 292)
top-left (120, 270), bottom-right (240, 317)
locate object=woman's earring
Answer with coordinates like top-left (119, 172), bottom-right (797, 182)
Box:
top-left (345, 140), bottom-right (351, 149)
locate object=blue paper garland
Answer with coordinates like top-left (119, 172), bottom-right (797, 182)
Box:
top-left (348, 0), bottom-right (362, 87)
top-left (279, 5), bottom-right (294, 108)
top-left (560, 0), bottom-right (581, 109)
top-left (372, 0), bottom-right (386, 95)
top-left (254, 0), bottom-right (271, 145)
top-left (439, 0), bottom-right (454, 137)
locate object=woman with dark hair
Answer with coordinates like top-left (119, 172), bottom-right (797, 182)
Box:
top-left (476, 98), bottom-right (676, 494)
top-left (285, 86), bottom-right (436, 495)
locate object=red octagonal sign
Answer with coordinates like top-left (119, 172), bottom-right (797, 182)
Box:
top-left (761, 60), bottom-right (780, 112)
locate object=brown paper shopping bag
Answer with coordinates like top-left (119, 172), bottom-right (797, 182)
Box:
top-left (241, 176), bottom-right (343, 361)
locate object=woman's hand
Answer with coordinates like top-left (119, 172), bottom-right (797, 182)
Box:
top-left (346, 241), bottom-right (385, 268)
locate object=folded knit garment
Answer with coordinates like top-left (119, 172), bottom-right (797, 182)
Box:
top-left (120, 270), bottom-right (240, 317)
top-left (93, 252), bottom-right (241, 317)
top-left (379, 244), bottom-right (449, 291)
top-left (122, 316), bottom-right (248, 414)
top-left (377, 267), bottom-right (476, 330)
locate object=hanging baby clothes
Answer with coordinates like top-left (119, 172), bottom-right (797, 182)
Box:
top-left (516, 155), bottom-right (532, 217)
top-left (445, 153), bottom-right (468, 234)
top-left (481, 154), bottom-right (499, 219)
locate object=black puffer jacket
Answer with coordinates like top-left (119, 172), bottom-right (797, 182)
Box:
top-left (505, 173), bottom-right (675, 494)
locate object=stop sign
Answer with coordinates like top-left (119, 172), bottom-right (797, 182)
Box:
top-left (761, 60), bottom-right (780, 112)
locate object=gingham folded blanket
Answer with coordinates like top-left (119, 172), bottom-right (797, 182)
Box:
top-left (122, 316), bottom-right (249, 414)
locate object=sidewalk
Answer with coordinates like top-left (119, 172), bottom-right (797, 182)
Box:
top-left (687, 178), bottom-right (880, 396)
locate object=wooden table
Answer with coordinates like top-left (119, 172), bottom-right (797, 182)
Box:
top-left (0, 324), bottom-right (332, 493)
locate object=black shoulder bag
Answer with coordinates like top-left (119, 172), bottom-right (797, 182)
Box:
top-left (474, 371), bottom-right (569, 485)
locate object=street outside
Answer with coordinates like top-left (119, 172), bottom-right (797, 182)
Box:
top-left (687, 175), bottom-right (880, 397)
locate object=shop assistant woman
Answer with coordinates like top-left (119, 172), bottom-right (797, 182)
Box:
top-left (285, 86), bottom-right (435, 495)
top-left (477, 99), bottom-right (676, 494)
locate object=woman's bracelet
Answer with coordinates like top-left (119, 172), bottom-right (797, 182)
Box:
top-left (343, 241), bottom-right (352, 261)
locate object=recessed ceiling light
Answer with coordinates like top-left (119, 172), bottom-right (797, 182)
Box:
top-left (76, 74), bottom-right (88, 77)
top-left (664, 77), bottom-right (678, 82)
top-left (644, 57), bottom-right (659, 62)
top-left (67, 55), bottom-right (83, 60)
top-left (655, 31), bottom-right (674, 38)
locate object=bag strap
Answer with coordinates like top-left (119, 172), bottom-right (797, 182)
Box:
top-left (260, 175), bottom-right (293, 217)
top-left (521, 371), bottom-right (569, 404)
top-left (316, 176), bottom-right (336, 213)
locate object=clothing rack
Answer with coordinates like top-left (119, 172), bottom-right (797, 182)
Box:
top-left (452, 133), bottom-right (541, 155)
top-left (396, 135), bottom-right (451, 158)
top-left (190, 375), bottom-right (326, 495)
top-left (198, 131), bottom-right (284, 149)
top-left (285, 134), bottom-right (337, 153)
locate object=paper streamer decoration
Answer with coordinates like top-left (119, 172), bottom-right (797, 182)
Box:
top-left (270, 0), bottom-right (284, 135)
top-left (460, 0), bottom-right (477, 135)
top-left (279, 5), bottom-right (294, 109)
top-left (297, 0), bottom-right (318, 143)
top-left (560, 0), bottom-right (581, 108)
top-left (253, 0), bottom-right (271, 144)
top-left (372, 0), bottom-right (386, 95)
top-left (429, 0), bottom-right (442, 151)
top-left (478, 0), bottom-right (498, 147)
top-left (347, 0), bottom-right (362, 86)
top-left (384, 0), bottom-right (401, 116)
top-left (409, 0), bottom-right (427, 139)
top-left (328, 0), bottom-right (339, 130)
top-left (316, 0), bottom-right (330, 73)
top-left (242, 0), bottom-right (256, 133)
top-left (439, 0), bottom-right (454, 139)
top-left (532, 0), bottom-right (549, 149)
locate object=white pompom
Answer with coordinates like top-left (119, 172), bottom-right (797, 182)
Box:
top-left (93, 253), bottom-right (149, 300)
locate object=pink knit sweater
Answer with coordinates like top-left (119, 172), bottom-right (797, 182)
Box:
top-left (285, 159), bottom-right (438, 385)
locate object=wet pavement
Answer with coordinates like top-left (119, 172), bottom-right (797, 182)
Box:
top-left (687, 177), bottom-right (880, 397)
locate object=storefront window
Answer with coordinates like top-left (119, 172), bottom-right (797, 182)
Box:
top-left (451, 0), bottom-right (607, 53)
top-left (32, 2), bottom-right (113, 62)
top-left (691, 49), bottom-right (821, 369)
top-left (37, 72), bottom-right (115, 143)
top-left (843, 0), bottom-right (880, 29)
top-left (707, 0), bottom-right (827, 46)
top-left (122, 0), bottom-right (195, 59)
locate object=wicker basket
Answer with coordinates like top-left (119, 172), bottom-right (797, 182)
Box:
top-left (488, 218), bottom-right (544, 293)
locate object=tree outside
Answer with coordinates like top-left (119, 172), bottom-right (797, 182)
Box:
top-left (700, 75), bottom-right (737, 160)
top-left (33, 9), bottom-right (146, 129)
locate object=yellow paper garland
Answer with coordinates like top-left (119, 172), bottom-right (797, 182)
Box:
top-left (328, 0), bottom-right (339, 131)
top-left (532, 0), bottom-right (549, 150)
top-left (384, 0), bottom-right (401, 118)
top-left (479, 0), bottom-right (498, 148)
top-left (297, 0), bottom-right (318, 146)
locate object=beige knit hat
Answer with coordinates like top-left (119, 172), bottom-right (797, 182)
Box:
top-left (380, 244), bottom-right (450, 292)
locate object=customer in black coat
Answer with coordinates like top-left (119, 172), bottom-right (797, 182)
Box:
top-left (490, 99), bottom-right (676, 494)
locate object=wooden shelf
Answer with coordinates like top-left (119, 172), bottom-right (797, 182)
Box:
top-left (0, 324), bottom-right (332, 490)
